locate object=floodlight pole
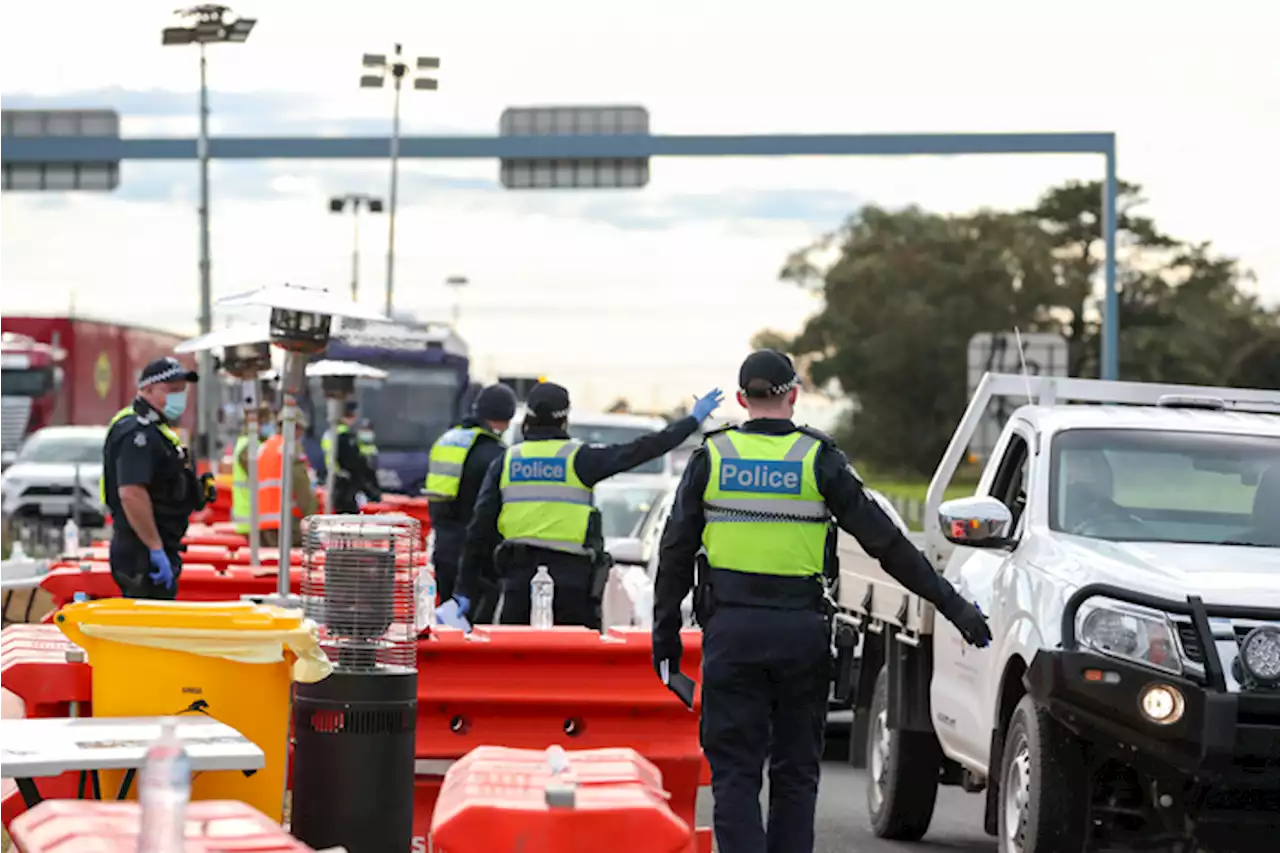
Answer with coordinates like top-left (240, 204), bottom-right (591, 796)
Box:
top-left (197, 42), bottom-right (214, 462)
top-left (387, 58), bottom-right (403, 319)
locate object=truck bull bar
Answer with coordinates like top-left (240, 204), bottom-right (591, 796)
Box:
top-left (1061, 582), bottom-right (1280, 692)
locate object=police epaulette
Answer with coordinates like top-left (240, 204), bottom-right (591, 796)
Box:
top-left (701, 423), bottom-right (736, 440)
top-left (795, 424), bottom-right (838, 447)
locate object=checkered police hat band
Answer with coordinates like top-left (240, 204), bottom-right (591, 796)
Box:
top-left (139, 363), bottom-right (188, 388)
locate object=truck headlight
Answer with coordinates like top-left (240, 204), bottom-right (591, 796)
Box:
top-left (1077, 600), bottom-right (1181, 675)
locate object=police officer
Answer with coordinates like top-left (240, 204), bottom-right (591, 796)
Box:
top-left (324, 401), bottom-right (382, 514)
top-left (424, 384), bottom-right (518, 618)
top-left (101, 357), bottom-right (216, 599)
top-left (651, 350), bottom-right (992, 853)
top-left (446, 381), bottom-right (724, 628)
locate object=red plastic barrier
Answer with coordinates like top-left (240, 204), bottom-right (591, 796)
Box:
top-left (430, 746), bottom-right (691, 853)
top-left (9, 800), bottom-right (320, 852)
top-left (361, 495), bottom-right (432, 545)
top-left (0, 625), bottom-right (93, 830)
top-left (410, 626), bottom-right (708, 851)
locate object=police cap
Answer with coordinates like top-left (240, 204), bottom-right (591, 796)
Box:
top-left (343, 400), bottom-right (360, 417)
top-left (473, 383), bottom-right (518, 422)
top-left (139, 356), bottom-right (198, 388)
top-left (525, 381), bottom-right (571, 424)
top-left (738, 349), bottom-right (800, 398)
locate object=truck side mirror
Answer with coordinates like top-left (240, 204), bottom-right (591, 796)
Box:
top-left (939, 496), bottom-right (1015, 549)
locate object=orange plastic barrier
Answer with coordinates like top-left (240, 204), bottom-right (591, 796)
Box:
top-left (430, 746), bottom-right (692, 853)
top-left (362, 494), bottom-right (432, 545)
top-left (411, 626), bottom-right (709, 852)
top-left (9, 800), bottom-right (321, 852)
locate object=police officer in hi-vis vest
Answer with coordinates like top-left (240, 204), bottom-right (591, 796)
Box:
top-left (446, 380), bottom-right (724, 628)
top-left (322, 401), bottom-right (382, 514)
top-left (101, 357), bottom-right (217, 599)
top-left (424, 384), bottom-right (519, 616)
top-left (651, 350), bottom-right (992, 853)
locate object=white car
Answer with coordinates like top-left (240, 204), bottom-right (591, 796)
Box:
top-left (503, 411), bottom-right (681, 488)
top-left (1, 425), bottom-right (107, 523)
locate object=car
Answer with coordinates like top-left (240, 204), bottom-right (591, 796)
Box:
top-left (503, 411), bottom-right (681, 487)
top-left (1, 425), bottom-right (107, 525)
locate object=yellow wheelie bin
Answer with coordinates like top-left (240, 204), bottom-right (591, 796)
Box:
top-left (55, 599), bottom-right (332, 821)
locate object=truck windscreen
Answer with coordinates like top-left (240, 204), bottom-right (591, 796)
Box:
top-left (358, 366), bottom-right (460, 451)
top-left (1049, 428), bottom-right (1280, 547)
top-left (1, 367), bottom-right (52, 396)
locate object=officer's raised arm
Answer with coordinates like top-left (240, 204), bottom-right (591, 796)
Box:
top-left (572, 388), bottom-right (725, 487)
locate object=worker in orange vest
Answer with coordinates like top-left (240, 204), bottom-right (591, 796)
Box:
top-left (258, 409), bottom-right (318, 547)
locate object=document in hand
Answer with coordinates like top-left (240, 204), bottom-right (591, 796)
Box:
top-left (436, 599), bottom-right (471, 632)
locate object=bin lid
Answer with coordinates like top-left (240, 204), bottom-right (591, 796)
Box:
top-left (55, 599), bottom-right (306, 633)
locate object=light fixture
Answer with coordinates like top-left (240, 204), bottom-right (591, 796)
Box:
top-left (1138, 683), bottom-right (1185, 726)
top-left (1238, 625), bottom-right (1280, 687)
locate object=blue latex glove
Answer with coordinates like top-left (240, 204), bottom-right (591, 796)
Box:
top-left (147, 548), bottom-right (174, 588)
top-left (455, 595), bottom-right (471, 616)
top-left (691, 388), bottom-right (724, 423)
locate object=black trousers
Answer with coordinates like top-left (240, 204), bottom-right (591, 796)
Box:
top-left (108, 535), bottom-right (182, 601)
top-left (701, 605), bottom-right (830, 853)
top-left (498, 576), bottom-right (598, 629)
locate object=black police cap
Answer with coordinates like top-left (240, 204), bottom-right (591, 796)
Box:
top-left (738, 349), bottom-right (799, 398)
top-left (525, 381), bottom-right (572, 423)
top-left (473, 383), bottom-right (518, 422)
top-left (139, 356), bottom-right (198, 388)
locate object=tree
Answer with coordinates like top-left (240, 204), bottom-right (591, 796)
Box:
top-left (776, 205), bottom-right (1060, 475)
top-left (605, 397), bottom-right (631, 414)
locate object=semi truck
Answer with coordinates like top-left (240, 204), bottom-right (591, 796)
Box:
top-left (833, 373), bottom-right (1280, 852)
top-left (0, 316), bottom-right (197, 464)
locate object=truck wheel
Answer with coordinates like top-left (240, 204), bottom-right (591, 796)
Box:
top-left (999, 695), bottom-right (1089, 853)
top-left (866, 665), bottom-right (941, 840)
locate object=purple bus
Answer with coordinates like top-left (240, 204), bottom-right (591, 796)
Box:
top-left (302, 319), bottom-right (476, 495)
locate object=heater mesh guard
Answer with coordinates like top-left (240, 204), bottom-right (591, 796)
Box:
top-left (301, 513), bottom-right (422, 672)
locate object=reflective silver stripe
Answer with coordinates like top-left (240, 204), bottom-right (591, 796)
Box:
top-left (706, 498), bottom-right (828, 519)
top-left (258, 478), bottom-right (282, 489)
top-left (232, 479), bottom-right (248, 489)
top-left (705, 508), bottom-right (829, 525)
top-left (710, 432), bottom-right (819, 462)
top-left (429, 461), bottom-right (464, 478)
top-left (509, 441), bottom-right (580, 460)
top-left (501, 484), bottom-right (593, 505)
top-left (505, 537), bottom-right (590, 555)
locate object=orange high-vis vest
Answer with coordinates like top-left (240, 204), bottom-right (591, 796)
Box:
top-left (257, 433), bottom-right (302, 531)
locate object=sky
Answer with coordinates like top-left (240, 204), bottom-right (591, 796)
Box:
top-left (2, 0), bottom-right (1277, 416)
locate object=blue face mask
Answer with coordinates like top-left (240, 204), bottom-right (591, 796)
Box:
top-left (261, 423), bottom-right (277, 438)
top-left (162, 389), bottom-right (188, 420)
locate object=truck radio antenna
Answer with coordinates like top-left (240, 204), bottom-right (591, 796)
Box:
top-left (1012, 327), bottom-right (1035, 405)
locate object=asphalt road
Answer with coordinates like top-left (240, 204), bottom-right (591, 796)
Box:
top-left (695, 721), bottom-right (996, 853)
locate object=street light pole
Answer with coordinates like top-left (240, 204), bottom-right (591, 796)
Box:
top-left (162, 4), bottom-right (256, 462)
top-left (329, 193), bottom-right (384, 302)
top-left (360, 46), bottom-right (439, 318)
top-left (445, 275), bottom-right (468, 328)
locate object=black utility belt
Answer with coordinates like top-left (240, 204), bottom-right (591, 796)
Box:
top-left (704, 567), bottom-right (824, 611)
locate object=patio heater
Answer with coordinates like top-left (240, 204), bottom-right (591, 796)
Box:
top-left (292, 513), bottom-right (421, 853)
top-left (176, 323), bottom-right (273, 567)
top-left (215, 284), bottom-right (388, 606)
top-left (305, 360), bottom-right (388, 513)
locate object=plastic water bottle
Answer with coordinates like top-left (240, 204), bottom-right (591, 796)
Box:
top-left (62, 518), bottom-right (79, 556)
top-left (416, 569), bottom-right (437, 633)
top-left (136, 718), bottom-right (191, 853)
top-left (531, 565), bottom-right (555, 629)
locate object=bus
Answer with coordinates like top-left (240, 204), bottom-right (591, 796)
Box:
top-left (301, 318), bottom-right (475, 495)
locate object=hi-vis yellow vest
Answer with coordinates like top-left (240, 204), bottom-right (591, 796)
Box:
top-left (425, 425), bottom-right (500, 500)
top-left (321, 423), bottom-right (350, 480)
top-left (99, 405), bottom-right (183, 505)
top-left (702, 430), bottom-right (830, 577)
top-left (231, 434), bottom-right (251, 534)
top-left (497, 439), bottom-right (592, 554)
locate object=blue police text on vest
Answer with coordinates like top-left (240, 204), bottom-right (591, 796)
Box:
top-left (438, 429), bottom-right (475, 448)
top-left (510, 458), bottom-right (568, 483)
top-left (720, 460), bottom-right (803, 494)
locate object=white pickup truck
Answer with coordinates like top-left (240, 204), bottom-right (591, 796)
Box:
top-left (832, 373), bottom-right (1280, 853)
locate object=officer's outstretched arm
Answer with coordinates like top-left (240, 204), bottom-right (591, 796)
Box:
top-left (818, 446), bottom-right (965, 613)
top-left (455, 457), bottom-right (504, 601)
top-left (651, 449), bottom-right (709, 672)
top-left (574, 416), bottom-right (700, 487)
